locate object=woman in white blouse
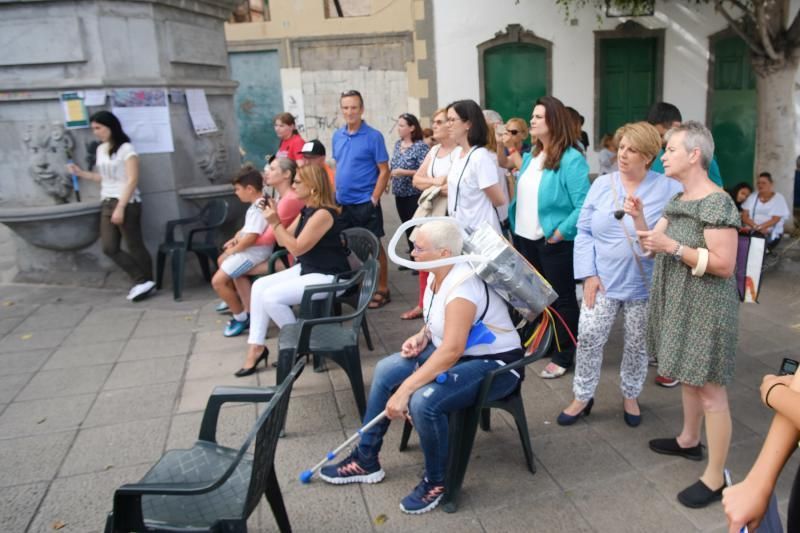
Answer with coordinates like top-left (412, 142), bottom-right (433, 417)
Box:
top-left (444, 99), bottom-right (507, 235)
top-left (66, 111), bottom-right (155, 301)
top-left (741, 171), bottom-right (790, 248)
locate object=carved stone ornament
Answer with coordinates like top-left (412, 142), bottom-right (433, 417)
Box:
top-left (195, 116), bottom-right (229, 183)
top-left (22, 124), bottom-right (75, 203)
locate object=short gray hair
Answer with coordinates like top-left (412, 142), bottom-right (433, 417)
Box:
top-left (419, 219), bottom-right (463, 255)
top-left (483, 109), bottom-right (503, 126)
top-left (664, 121), bottom-right (715, 171)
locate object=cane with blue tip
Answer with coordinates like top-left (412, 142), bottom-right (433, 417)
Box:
top-left (299, 372), bottom-right (450, 484)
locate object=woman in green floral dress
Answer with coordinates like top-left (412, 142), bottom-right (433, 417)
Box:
top-left (627, 122), bottom-right (740, 509)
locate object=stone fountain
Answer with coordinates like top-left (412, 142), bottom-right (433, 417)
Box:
top-left (0, 0), bottom-right (242, 286)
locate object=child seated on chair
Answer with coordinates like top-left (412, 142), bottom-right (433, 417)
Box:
top-left (212, 165), bottom-right (276, 338)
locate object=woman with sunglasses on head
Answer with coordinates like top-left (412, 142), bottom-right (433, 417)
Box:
top-left (391, 113), bottom-right (430, 256)
top-left (508, 96), bottom-right (590, 379)
top-left (235, 165), bottom-right (349, 376)
top-left (399, 109), bottom-right (457, 321)
top-left (444, 100), bottom-right (507, 236)
top-left (557, 122), bottom-right (682, 427)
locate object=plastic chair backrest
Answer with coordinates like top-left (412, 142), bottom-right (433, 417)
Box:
top-left (242, 360), bottom-right (304, 517)
top-left (342, 228), bottom-right (379, 262)
top-left (351, 258), bottom-right (378, 333)
top-left (200, 199), bottom-right (229, 244)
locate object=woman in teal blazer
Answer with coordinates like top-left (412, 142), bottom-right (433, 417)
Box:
top-left (509, 96), bottom-right (589, 378)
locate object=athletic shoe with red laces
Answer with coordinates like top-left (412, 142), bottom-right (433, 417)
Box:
top-left (319, 448), bottom-right (385, 485)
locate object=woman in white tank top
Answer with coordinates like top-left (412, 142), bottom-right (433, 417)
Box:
top-left (399, 108), bottom-right (456, 320)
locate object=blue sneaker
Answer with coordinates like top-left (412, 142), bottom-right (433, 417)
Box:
top-left (319, 448), bottom-right (385, 485)
top-left (223, 316), bottom-right (249, 337)
top-left (215, 301), bottom-right (231, 314)
top-left (399, 477), bottom-right (445, 514)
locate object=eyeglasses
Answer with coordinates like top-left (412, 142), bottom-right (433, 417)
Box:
top-left (412, 243), bottom-right (441, 254)
top-left (446, 117), bottom-right (463, 124)
top-left (432, 119), bottom-right (446, 125)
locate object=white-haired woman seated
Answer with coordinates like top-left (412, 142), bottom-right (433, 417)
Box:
top-left (319, 219), bottom-right (523, 514)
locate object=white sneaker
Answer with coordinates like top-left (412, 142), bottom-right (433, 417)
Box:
top-left (128, 280), bottom-right (156, 302)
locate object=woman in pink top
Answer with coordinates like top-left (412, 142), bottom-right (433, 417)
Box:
top-left (227, 158), bottom-right (305, 316)
top-left (274, 112), bottom-right (305, 161)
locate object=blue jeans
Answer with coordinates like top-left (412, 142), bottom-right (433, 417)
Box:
top-left (357, 344), bottom-right (520, 483)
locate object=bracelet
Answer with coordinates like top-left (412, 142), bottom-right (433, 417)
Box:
top-left (692, 247), bottom-right (709, 277)
top-left (765, 382), bottom-right (788, 409)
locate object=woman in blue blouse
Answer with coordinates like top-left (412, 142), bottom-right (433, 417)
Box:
top-left (557, 122), bottom-right (682, 426)
top-left (391, 113), bottom-right (430, 253)
top-left (508, 96), bottom-right (589, 379)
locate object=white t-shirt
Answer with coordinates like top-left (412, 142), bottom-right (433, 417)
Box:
top-left (96, 142), bottom-right (141, 202)
top-left (446, 146), bottom-right (502, 234)
top-left (427, 144), bottom-right (454, 180)
top-left (488, 151), bottom-right (510, 224)
top-left (742, 191), bottom-right (790, 241)
top-left (514, 152), bottom-right (545, 240)
top-left (424, 263), bottom-right (521, 356)
top-left (240, 202), bottom-right (271, 257)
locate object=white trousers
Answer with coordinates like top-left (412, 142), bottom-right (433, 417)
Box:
top-left (247, 264), bottom-right (335, 345)
top-left (572, 292), bottom-right (649, 402)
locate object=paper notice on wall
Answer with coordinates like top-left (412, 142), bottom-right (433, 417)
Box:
top-left (110, 88), bottom-right (174, 154)
top-left (60, 92), bottom-right (89, 129)
top-left (84, 90), bottom-right (107, 107)
top-left (185, 88), bottom-right (218, 135)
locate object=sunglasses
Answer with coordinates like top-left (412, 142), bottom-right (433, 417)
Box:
top-left (506, 129), bottom-right (520, 135)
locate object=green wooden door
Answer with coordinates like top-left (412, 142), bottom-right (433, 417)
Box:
top-left (599, 38), bottom-right (657, 138)
top-left (484, 43), bottom-right (547, 122)
top-left (228, 50), bottom-right (283, 167)
top-left (710, 36), bottom-right (756, 189)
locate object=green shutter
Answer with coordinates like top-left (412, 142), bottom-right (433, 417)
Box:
top-left (485, 43), bottom-right (547, 122)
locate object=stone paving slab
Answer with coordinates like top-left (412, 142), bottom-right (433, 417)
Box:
top-left (0, 349), bottom-right (51, 376)
top-left (0, 394), bottom-right (95, 438)
top-left (0, 431), bottom-right (75, 487)
top-left (0, 482), bottom-right (48, 533)
top-left (103, 355), bottom-right (185, 390)
top-left (83, 381), bottom-right (179, 427)
top-left (60, 417), bottom-right (170, 477)
top-left (118, 331), bottom-right (193, 361)
top-left (43, 340), bottom-right (125, 370)
top-left (16, 364), bottom-right (112, 402)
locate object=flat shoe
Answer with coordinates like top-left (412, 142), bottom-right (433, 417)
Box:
top-left (368, 290), bottom-right (391, 309)
top-left (677, 479), bottom-right (724, 509)
top-left (648, 438), bottom-right (703, 461)
top-left (400, 307), bottom-right (423, 320)
top-left (540, 363), bottom-right (567, 379)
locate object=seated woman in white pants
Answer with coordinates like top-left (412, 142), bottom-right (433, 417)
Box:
top-left (556, 122), bottom-right (682, 427)
top-left (235, 165), bottom-right (350, 376)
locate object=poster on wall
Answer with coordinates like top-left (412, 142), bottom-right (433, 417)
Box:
top-left (110, 88), bottom-right (174, 154)
top-left (185, 89), bottom-right (218, 135)
top-left (60, 92), bottom-right (89, 129)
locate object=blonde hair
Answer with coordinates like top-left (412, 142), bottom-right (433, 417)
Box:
top-left (614, 122), bottom-right (663, 169)
top-left (297, 165), bottom-right (339, 212)
top-left (506, 117), bottom-right (529, 140)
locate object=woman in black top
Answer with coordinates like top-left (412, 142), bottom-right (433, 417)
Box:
top-left (235, 165), bottom-right (349, 376)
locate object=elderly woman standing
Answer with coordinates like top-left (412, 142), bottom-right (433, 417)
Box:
top-left (557, 122), bottom-right (682, 427)
top-left (636, 122), bottom-right (740, 509)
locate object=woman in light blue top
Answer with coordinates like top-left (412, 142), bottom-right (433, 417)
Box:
top-left (508, 96), bottom-right (589, 379)
top-left (557, 122), bottom-right (682, 427)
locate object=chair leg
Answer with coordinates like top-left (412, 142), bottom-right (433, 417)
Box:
top-left (442, 407), bottom-right (481, 513)
top-left (276, 348), bottom-right (297, 436)
top-left (399, 419), bottom-right (413, 451)
top-left (342, 351), bottom-right (366, 419)
top-left (480, 408), bottom-right (491, 432)
top-left (156, 251), bottom-right (166, 289)
top-left (196, 252), bottom-right (212, 282)
top-left (510, 402), bottom-right (536, 474)
top-left (170, 249), bottom-right (186, 301)
top-left (361, 317), bottom-right (375, 351)
top-left (264, 465), bottom-right (292, 533)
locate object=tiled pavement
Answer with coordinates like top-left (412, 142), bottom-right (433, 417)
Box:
top-left (1, 209), bottom-right (799, 532)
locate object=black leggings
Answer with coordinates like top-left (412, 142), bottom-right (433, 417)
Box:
top-left (395, 194), bottom-right (420, 253)
top-left (789, 462), bottom-right (800, 531)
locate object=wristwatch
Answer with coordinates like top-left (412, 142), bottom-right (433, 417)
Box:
top-left (672, 242), bottom-right (684, 261)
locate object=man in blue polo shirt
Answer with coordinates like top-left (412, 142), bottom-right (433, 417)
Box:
top-left (333, 90), bottom-right (391, 307)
